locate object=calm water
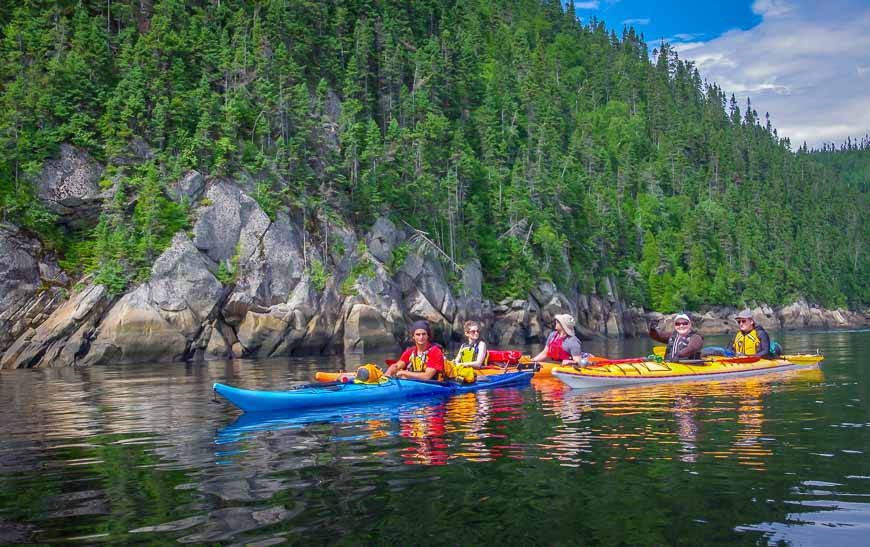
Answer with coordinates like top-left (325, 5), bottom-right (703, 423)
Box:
top-left (1, 330), bottom-right (868, 545)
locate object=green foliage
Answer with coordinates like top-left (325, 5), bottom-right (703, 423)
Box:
top-left (0, 1), bottom-right (865, 309)
top-left (386, 242), bottom-right (411, 276)
top-left (216, 261), bottom-right (234, 285)
top-left (309, 258), bottom-right (328, 292)
top-left (340, 257), bottom-right (375, 297)
top-left (252, 180), bottom-right (281, 221)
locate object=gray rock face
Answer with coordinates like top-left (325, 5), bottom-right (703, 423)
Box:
top-left (491, 299), bottom-right (533, 347)
top-left (5, 172), bottom-right (869, 369)
top-left (169, 171), bottom-right (205, 204)
top-left (192, 181), bottom-right (251, 264)
top-left (193, 183), bottom-right (305, 325)
top-left (1, 284), bottom-right (110, 369)
top-left (0, 226), bottom-right (41, 324)
top-left (453, 259), bottom-right (492, 340)
top-left (82, 287), bottom-right (188, 365)
top-left (342, 302), bottom-right (399, 354)
top-left (81, 234), bottom-right (224, 365)
top-left (147, 234), bottom-right (225, 338)
top-left (235, 211), bottom-right (305, 307)
top-left (36, 144), bottom-right (105, 228)
top-left (109, 137), bottom-right (154, 166)
top-left (366, 217), bottom-right (400, 263)
top-left (397, 252), bottom-right (457, 331)
top-left (0, 227), bottom-right (70, 354)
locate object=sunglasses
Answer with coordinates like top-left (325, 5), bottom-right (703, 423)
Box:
top-left (465, 329), bottom-right (479, 334)
top-left (736, 319), bottom-right (750, 324)
top-left (674, 321), bottom-right (690, 326)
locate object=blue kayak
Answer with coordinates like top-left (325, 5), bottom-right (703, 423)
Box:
top-left (213, 371), bottom-right (533, 412)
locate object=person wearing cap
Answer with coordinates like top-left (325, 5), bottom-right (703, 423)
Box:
top-left (530, 314), bottom-right (585, 366)
top-left (730, 310), bottom-right (772, 358)
top-left (384, 320), bottom-right (445, 380)
top-left (649, 313), bottom-right (704, 360)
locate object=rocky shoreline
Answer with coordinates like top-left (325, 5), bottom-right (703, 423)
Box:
top-left (1, 148), bottom-right (867, 369)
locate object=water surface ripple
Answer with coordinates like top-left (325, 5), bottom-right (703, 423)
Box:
top-left (0, 330), bottom-right (867, 544)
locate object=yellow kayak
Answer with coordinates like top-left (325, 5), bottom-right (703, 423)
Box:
top-left (551, 354), bottom-right (823, 389)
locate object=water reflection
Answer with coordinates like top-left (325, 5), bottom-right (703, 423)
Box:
top-left (541, 366), bottom-right (825, 470)
top-left (0, 330), bottom-right (867, 545)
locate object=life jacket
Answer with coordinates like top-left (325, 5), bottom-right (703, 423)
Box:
top-left (407, 346), bottom-right (433, 372)
top-left (353, 364), bottom-right (385, 384)
top-left (667, 332), bottom-right (701, 360)
top-left (546, 334), bottom-right (572, 361)
top-left (457, 341), bottom-right (488, 365)
top-left (443, 360), bottom-right (476, 384)
top-left (733, 329), bottom-right (762, 355)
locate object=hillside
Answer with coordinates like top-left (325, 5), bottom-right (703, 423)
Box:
top-left (1, 0), bottom-right (867, 313)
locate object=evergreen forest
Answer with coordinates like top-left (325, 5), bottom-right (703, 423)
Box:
top-left (1, 0), bottom-right (867, 311)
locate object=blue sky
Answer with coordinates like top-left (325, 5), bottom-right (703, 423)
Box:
top-left (568, 0), bottom-right (870, 149)
top-left (571, 0), bottom-right (762, 45)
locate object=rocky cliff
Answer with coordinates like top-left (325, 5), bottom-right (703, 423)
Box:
top-left (1, 147), bottom-right (867, 368)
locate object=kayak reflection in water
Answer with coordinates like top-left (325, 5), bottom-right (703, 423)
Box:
top-left (401, 402), bottom-right (449, 465)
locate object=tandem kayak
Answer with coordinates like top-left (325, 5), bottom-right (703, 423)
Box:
top-left (551, 354), bottom-right (823, 389)
top-left (213, 370), bottom-right (533, 412)
top-left (313, 349), bottom-right (524, 383)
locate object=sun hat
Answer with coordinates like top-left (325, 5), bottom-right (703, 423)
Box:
top-left (736, 310), bottom-right (755, 322)
top-left (674, 313), bottom-right (691, 324)
top-left (554, 314), bottom-right (576, 337)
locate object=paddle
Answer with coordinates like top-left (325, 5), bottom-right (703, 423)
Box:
top-left (674, 356), bottom-right (762, 366)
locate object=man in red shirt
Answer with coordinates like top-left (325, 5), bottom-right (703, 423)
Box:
top-left (384, 320), bottom-right (445, 380)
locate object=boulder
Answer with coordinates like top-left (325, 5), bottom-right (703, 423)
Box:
top-left (169, 170), bottom-right (205, 204)
top-left (343, 303), bottom-right (398, 354)
top-left (80, 235), bottom-right (223, 365)
top-left (81, 287), bottom-right (188, 365)
top-left (1, 284), bottom-right (110, 369)
top-left (237, 307), bottom-right (291, 357)
top-left (35, 144), bottom-right (105, 228)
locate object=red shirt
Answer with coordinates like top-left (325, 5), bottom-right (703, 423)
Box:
top-left (399, 343), bottom-right (445, 373)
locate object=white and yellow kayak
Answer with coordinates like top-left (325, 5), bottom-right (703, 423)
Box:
top-left (551, 354), bottom-right (823, 389)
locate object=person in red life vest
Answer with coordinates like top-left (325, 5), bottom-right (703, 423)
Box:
top-left (384, 320), bottom-right (445, 380)
top-left (530, 313), bottom-right (586, 366)
top-left (649, 313), bottom-right (704, 360)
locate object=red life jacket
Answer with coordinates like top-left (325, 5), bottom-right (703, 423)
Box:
top-left (546, 334), bottom-right (572, 361)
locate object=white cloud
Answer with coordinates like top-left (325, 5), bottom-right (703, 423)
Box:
top-left (622, 18), bottom-right (651, 26)
top-left (574, 1), bottom-right (600, 9)
top-left (676, 1), bottom-right (870, 148)
top-left (752, 0), bottom-right (795, 17)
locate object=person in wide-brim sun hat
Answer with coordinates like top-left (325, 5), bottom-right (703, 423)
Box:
top-left (530, 313), bottom-right (585, 366)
